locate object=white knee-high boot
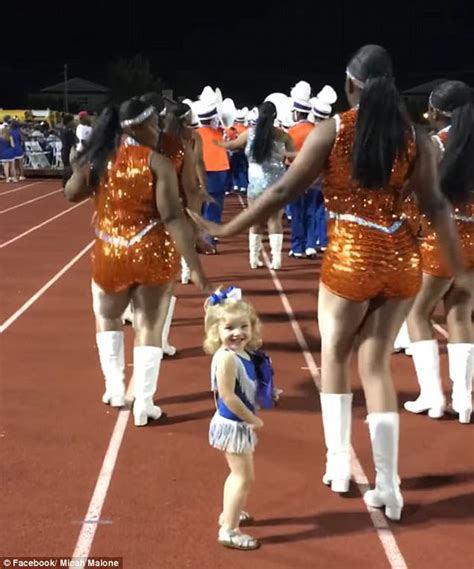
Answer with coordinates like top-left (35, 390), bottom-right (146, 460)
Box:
top-left (364, 412), bottom-right (403, 521)
top-left (96, 331), bottom-right (126, 407)
top-left (404, 339), bottom-right (445, 418)
top-left (447, 343), bottom-right (474, 424)
top-left (320, 393), bottom-right (353, 493)
top-left (181, 257), bottom-right (191, 284)
top-left (248, 233), bottom-right (263, 269)
top-left (162, 296), bottom-right (177, 356)
top-left (133, 346), bottom-right (164, 426)
top-left (393, 321), bottom-right (412, 355)
top-left (121, 301), bottom-right (134, 326)
top-left (269, 233), bottom-right (283, 270)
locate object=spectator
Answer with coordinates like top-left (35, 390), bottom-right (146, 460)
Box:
top-left (9, 120), bottom-right (26, 181)
top-left (0, 126), bottom-right (18, 182)
top-left (76, 111), bottom-right (92, 152)
top-left (61, 114), bottom-right (78, 185)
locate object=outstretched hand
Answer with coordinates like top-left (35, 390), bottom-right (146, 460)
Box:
top-left (187, 209), bottom-right (231, 238)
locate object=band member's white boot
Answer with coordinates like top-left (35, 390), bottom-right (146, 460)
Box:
top-left (133, 346), bottom-right (164, 426)
top-left (393, 321), bottom-right (412, 355)
top-left (181, 258), bottom-right (191, 284)
top-left (121, 301), bottom-right (134, 326)
top-left (364, 412), bottom-right (403, 521)
top-left (96, 331), bottom-right (126, 407)
top-left (447, 343), bottom-right (474, 424)
top-left (249, 233), bottom-right (263, 269)
top-left (320, 393), bottom-right (353, 493)
top-left (162, 296), bottom-right (177, 356)
top-left (404, 339), bottom-right (445, 418)
top-left (269, 233), bottom-right (283, 270)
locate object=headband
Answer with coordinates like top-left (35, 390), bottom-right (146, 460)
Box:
top-left (120, 106), bottom-right (155, 128)
top-left (346, 69), bottom-right (366, 89)
top-left (207, 286), bottom-right (242, 306)
top-left (428, 92), bottom-right (453, 117)
top-left (179, 109), bottom-right (192, 120)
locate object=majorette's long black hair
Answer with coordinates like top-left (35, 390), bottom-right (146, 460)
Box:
top-left (348, 44), bottom-right (412, 188)
top-left (250, 101), bottom-right (278, 164)
top-left (431, 80), bottom-right (474, 203)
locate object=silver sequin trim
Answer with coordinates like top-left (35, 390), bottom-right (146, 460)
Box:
top-left (453, 214), bottom-right (474, 223)
top-left (327, 211), bottom-right (407, 234)
top-left (96, 219), bottom-right (160, 248)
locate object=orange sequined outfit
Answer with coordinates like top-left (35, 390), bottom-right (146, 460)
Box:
top-left (91, 140), bottom-right (180, 293)
top-left (321, 108), bottom-right (421, 302)
top-left (402, 193), bottom-right (421, 236)
top-left (420, 128), bottom-right (474, 277)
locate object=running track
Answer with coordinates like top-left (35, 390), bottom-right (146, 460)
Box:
top-left (1, 180), bottom-right (473, 568)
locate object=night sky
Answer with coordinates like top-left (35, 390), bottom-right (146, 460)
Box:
top-left (2, 1), bottom-right (473, 108)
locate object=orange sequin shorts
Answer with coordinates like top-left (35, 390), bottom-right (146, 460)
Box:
top-left (91, 223), bottom-right (180, 293)
top-left (320, 216), bottom-right (421, 302)
top-left (421, 221), bottom-right (474, 278)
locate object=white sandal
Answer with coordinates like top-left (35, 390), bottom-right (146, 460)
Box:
top-left (218, 510), bottom-right (253, 526)
top-left (218, 528), bottom-right (260, 550)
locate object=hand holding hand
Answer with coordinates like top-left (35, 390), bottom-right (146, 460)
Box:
top-left (187, 209), bottom-right (230, 238)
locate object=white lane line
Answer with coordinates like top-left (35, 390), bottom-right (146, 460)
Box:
top-left (0, 188), bottom-right (62, 214)
top-left (71, 384), bottom-right (134, 558)
top-left (432, 321), bottom-right (448, 339)
top-left (0, 201), bottom-right (88, 249)
top-left (0, 181), bottom-right (42, 196)
top-left (0, 240), bottom-right (94, 333)
top-left (236, 195), bottom-right (408, 569)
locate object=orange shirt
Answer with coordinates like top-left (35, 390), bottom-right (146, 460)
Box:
top-left (197, 126), bottom-right (230, 172)
top-left (288, 121), bottom-right (314, 151)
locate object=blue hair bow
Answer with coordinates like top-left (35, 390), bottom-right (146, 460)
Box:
top-left (208, 286), bottom-right (242, 306)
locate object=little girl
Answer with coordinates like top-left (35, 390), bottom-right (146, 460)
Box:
top-left (204, 286), bottom-right (263, 551)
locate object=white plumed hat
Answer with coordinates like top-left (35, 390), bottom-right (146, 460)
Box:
top-left (265, 92), bottom-right (291, 123)
top-left (290, 80), bottom-right (312, 113)
top-left (235, 107), bottom-right (248, 122)
top-left (196, 86), bottom-right (220, 120)
top-left (199, 86), bottom-right (217, 104)
top-left (311, 85), bottom-right (338, 119)
top-left (221, 98), bottom-right (237, 128)
top-left (247, 106), bottom-right (259, 125)
top-left (194, 99), bottom-right (218, 120)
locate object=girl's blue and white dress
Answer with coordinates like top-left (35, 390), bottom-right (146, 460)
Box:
top-left (245, 128), bottom-right (286, 200)
top-left (209, 350), bottom-right (258, 454)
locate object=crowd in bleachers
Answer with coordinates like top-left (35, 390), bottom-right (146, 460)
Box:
top-left (0, 111), bottom-right (94, 179)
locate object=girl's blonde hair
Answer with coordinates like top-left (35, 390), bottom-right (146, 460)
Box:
top-left (203, 294), bottom-right (262, 355)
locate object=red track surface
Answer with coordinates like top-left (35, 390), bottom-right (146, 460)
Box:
top-left (1, 180), bottom-right (473, 568)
